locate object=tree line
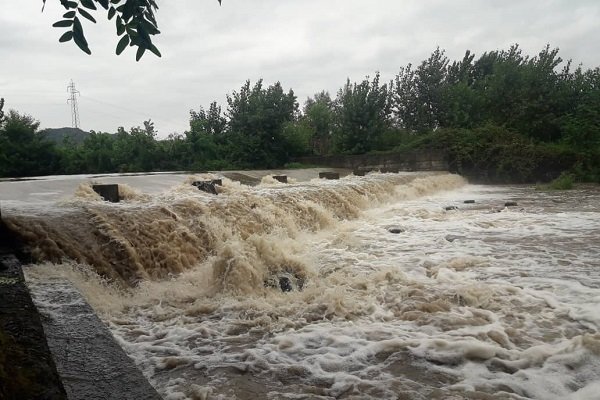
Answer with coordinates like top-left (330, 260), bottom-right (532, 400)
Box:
top-left (1, 44), bottom-right (599, 182)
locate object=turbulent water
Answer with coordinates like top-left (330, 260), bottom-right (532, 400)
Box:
top-left (2, 171), bottom-right (600, 400)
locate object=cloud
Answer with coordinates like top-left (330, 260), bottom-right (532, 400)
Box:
top-left (1, 0), bottom-right (598, 137)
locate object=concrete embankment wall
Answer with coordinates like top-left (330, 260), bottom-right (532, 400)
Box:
top-left (293, 150), bottom-right (448, 173)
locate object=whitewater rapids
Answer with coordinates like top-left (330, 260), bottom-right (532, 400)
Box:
top-left (2, 171), bottom-right (599, 399)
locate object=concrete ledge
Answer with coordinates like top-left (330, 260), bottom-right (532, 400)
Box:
top-left (0, 254), bottom-right (67, 400)
top-left (28, 277), bottom-right (162, 400)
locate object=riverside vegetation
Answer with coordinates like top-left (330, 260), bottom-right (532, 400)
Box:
top-left (1, 45), bottom-right (598, 183)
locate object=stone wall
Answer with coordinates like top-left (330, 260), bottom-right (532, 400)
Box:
top-left (293, 150), bottom-right (448, 173)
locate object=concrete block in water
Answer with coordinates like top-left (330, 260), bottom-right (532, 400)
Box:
top-left (92, 184), bottom-right (120, 203)
top-left (192, 181), bottom-right (218, 195)
top-left (319, 172), bottom-right (339, 180)
top-left (273, 175), bottom-right (288, 183)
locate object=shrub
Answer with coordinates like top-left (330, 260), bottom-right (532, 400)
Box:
top-left (538, 172), bottom-right (574, 190)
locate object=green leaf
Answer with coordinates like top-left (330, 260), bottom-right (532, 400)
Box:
top-left (97, 0), bottom-right (109, 9)
top-left (129, 32), bottom-right (140, 47)
top-left (144, 10), bottom-right (157, 26)
top-left (52, 20), bottom-right (73, 27)
top-left (137, 24), bottom-right (152, 46)
top-left (141, 19), bottom-right (159, 35)
top-left (73, 30), bottom-right (91, 54)
top-left (108, 7), bottom-right (116, 20)
top-left (121, 1), bottom-right (134, 21)
top-left (111, 0), bottom-right (120, 3)
top-left (62, 11), bottom-right (76, 18)
top-left (148, 44), bottom-right (161, 58)
top-left (72, 25), bottom-right (88, 45)
top-left (78, 8), bottom-right (97, 23)
top-left (63, 1), bottom-right (78, 8)
top-left (80, 0), bottom-right (97, 10)
top-left (116, 35), bottom-right (129, 55)
top-left (136, 46), bottom-right (146, 62)
top-left (73, 16), bottom-right (84, 34)
top-left (116, 16), bottom-right (125, 35)
top-left (59, 31), bottom-right (73, 42)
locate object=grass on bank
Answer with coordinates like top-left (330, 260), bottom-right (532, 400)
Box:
top-left (536, 172), bottom-right (575, 190)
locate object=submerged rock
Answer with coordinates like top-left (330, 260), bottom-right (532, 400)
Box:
top-left (388, 227), bottom-right (405, 234)
top-left (445, 234), bottom-right (466, 242)
top-left (279, 277), bottom-right (292, 292)
top-left (192, 181), bottom-right (218, 195)
top-left (505, 201), bottom-right (518, 207)
top-left (464, 200), bottom-right (475, 204)
top-left (265, 273), bottom-right (305, 293)
top-left (444, 206), bottom-right (458, 211)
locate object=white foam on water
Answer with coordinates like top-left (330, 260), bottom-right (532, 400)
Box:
top-left (19, 175), bottom-right (600, 399)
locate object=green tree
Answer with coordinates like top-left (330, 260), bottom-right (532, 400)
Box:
top-left (185, 113), bottom-right (225, 170)
top-left (56, 135), bottom-right (86, 173)
top-left (190, 102), bottom-right (227, 136)
top-left (392, 48), bottom-right (449, 132)
top-left (561, 67), bottom-right (600, 150)
top-left (281, 120), bottom-right (313, 157)
top-left (159, 132), bottom-right (190, 170)
top-left (0, 111), bottom-right (59, 177)
top-left (334, 73), bottom-right (390, 153)
top-left (45, 0), bottom-right (222, 60)
top-left (303, 91), bottom-right (334, 154)
top-left (226, 80), bottom-right (297, 167)
top-left (110, 120), bottom-right (159, 171)
top-left (80, 131), bottom-right (115, 172)
top-left (441, 50), bottom-right (483, 129)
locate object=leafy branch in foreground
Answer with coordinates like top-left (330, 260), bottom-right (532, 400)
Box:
top-left (43, 0), bottom-right (222, 60)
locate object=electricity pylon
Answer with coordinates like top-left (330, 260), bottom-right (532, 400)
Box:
top-left (67, 80), bottom-right (80, 128)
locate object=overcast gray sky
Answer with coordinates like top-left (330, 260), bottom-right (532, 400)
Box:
top-left (1, 0), bottom-right (598, 137)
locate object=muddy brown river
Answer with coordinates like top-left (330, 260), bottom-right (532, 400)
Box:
top-left (1, 171), bottom-right (598, 399)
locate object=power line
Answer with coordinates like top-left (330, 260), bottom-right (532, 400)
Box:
top-left (67, 80), bottom-right (80, 128)
top-left (80, 94), bottom-right (183, 127)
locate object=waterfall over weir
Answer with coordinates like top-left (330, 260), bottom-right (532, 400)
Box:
top-left (2, 170), bottom-right (599, 400)
top-left (4, 171), bottom-right (462, 290)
